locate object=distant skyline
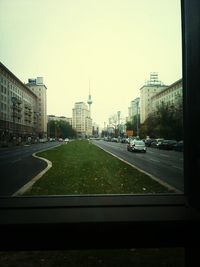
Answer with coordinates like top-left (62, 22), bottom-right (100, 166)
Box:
top-left (0, 0), bottom-right (182, 127)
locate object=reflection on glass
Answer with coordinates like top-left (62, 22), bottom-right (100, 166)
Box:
top-left (0, 0), bottom-right (183, 196)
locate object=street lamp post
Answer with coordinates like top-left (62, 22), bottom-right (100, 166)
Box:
top-left (54, 121), bottom-right (57, 140)
top-left (34, 112), bottom-right (40, 141)
top-left (136, 100), bottom-right (139, 137)
top-left (11, 97), bottom-right (17, 143)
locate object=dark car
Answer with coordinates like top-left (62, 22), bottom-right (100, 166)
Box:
top-left (173, 140), bottom-right (184, 152)
top-left (150, 139), bottom-right (164, 148)
top-left (145, 138), bottom-right (156, 147)
top-left (158, 140), bottom-right (177, 150)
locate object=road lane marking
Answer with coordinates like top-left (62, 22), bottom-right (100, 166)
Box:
top-left (159, 154), bottom-right (169, 157)
top-left (146, 150), bottom-right (155, 154)
top-left (172, 165), bottom-right (183, 170)
top-left (149, 158), bottom-right (160, 163)
top-left (11, 158), bottom-right (22, 163)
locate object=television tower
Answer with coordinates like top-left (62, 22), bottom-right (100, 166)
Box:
top-left (87, 80), bottom-right (93, 117)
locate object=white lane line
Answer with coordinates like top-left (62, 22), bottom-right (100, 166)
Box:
top-left (147, 150), bottom-right (155, 154)
top-left (11, 158), bottom-right (21, 163)
top-left (172, 165), bottom-right (183, 170)
top-left (159, 154), bottom-right (169, 157)
top-left (149, 158), bottom-right (160, 163)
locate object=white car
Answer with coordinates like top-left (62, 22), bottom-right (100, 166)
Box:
top-left (127, 140), bottom-right (146, 153)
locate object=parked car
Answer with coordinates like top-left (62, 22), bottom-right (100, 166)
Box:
top-left (111, 137), bottom-right (118, 142)
top-left (158, 140), bottom-right (177, 150)
top-left (127, 140), bottom-right (146, 153)
top-left (150, 138), bottom-right (164, 148)
top-left (173, 140), bottom-right (184, 152)
top-left (145, 138), bottom-right (156, 147)
top-left (120, 137), bottom-right (126, 143)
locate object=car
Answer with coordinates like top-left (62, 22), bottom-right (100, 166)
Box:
top-left (145, 138), bottom-right (156, 147)
top-left (158, 140), bottom-right (177, 150)
top-left (150, 138), bottom-right (164, 148)
top-left (127, 140), bottom-right (146, 153)
top-left (173, 140), bottom-right (184, 152)
top-left (111, 137), bottom-right (118, 142)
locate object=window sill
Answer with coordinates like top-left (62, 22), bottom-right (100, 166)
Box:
top-left (0, 194), bottom-right (200, 250)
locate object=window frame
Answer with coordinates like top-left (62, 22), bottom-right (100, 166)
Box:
top-left (0, 0), bottom-right (200, 255)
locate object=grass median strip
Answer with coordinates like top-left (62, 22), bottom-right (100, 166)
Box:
top-left (25, 140), bottom-right (171, 195)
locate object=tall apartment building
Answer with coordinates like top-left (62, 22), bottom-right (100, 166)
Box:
top-left (26, 77), bottom-right (47, 138)
top-left (127, 97), bottom-right (140, 122)
top-left (72, 102), bottom-right (92, 137)
top-left (0, 62), bottom-right (40, 144)
top-left (151, 79), bottom-right (182, 113)
top-left (140, 73), bottom-right (167, 123)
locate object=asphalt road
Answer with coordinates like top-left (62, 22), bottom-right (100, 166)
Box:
top-left (0, 142), bottom-right (61, 196)
top-left (91, 140), bottom-right (184, 192)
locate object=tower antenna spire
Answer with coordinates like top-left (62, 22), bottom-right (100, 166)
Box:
top-left (87, 79), bottom-right (93, 116)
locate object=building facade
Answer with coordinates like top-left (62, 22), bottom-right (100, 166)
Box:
top-left (140, 73), bottom-right (167, 123)
top-left (151, 79), bottom-right (182, 113)
top-left (72, 102), bottom-right (92, 137)
top-left (48, 115), bottom-right (72, 125)
top-left (0, 62), bottom-right (39, 145)
top-left (26, 77), bottom-right (47, 138)
top-left (127, 97), bottom-right (140, 122)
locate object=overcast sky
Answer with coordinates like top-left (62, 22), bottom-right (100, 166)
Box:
top-left (0, 0), bottom-right (182, 127)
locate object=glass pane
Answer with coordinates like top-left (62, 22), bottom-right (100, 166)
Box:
top-left (0, 0), bottom-right (183, 196)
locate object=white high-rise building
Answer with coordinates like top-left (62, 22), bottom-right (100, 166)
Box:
top-left (127, 97), bottom-right (140, 122)
top-left (151, 79), bottom-right (182, 113)
top-left (26, 77), bottom-right (47, 138)
top-left (140, 73), bottom-right (167, 123)
top-left (72, 102), bottom-right (92, 137)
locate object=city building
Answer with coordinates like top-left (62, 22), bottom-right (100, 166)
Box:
top-left (151, 79), bottom-right (182, 113)
top-left (26, 77), bottom-right (47, 138)
top-left (0, 62), bottom-right (40, 145)
top-left (72, 102), bottom-right (92, 137)
top-left (127, 97), bottom-right (140, 122)
top-left (140, 73), bottom-right (167, 123)
top-left (92, 122), bottom-right (99, 137)
top-left (48, 115), bottom-right (72, 125)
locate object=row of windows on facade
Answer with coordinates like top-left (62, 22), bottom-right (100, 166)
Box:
top-left (1, 87), bottom-right (36, 108)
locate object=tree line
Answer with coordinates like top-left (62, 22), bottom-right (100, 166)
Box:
top-left (48, 120), bottom-right (77, 139)
top-left (126, 100), bottom-right (183, 140)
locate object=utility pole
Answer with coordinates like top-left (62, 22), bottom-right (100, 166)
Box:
top-left (136, 100), bottom-right (139, 137)
top-left (11, 97), bottom-right (17, 143)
